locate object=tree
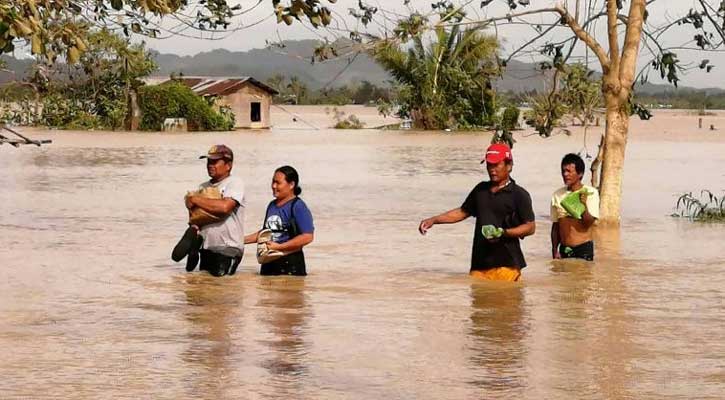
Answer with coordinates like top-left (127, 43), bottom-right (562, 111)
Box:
top-left (373, 22), bottom-right (499, 129)
top-left (78, 29), bottom-right (157, 128)
top-left (0, 0), bottom-right (338, 62)
top-left (337, 0), bottom-right (725, 226)
top-left (561, 64), bottom-right (602, 129)
top-left (560, 64), bottom-right (605, 187)
top-left (11, 28), bottom-right (156, 129)
top-left (346, 80), bottom-right (391, 105)
top-left (286, 76), bottom-right (308, 105)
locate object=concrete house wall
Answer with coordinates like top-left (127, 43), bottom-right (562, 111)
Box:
top-left (215, 83), bottom-right (272, 129)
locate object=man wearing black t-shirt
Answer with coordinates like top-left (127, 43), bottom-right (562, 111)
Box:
top-left (418, 143), bottom-right (536, 281)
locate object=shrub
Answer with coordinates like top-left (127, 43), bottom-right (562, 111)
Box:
top-left (334, 114), bottom-right (365, 129)
top-left (66, 112), bottom-right (102, 130)
top-left (40, 93), bottom-right (77, 128)
top-left (328, 107), bottom-right (365, 129)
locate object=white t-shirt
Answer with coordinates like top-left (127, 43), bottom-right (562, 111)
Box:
top-left (198, 175), bottom-right (246, 257)
top-left (550, 185), bottom-right (600, 222)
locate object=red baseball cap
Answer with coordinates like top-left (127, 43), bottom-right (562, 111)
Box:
top-left (481, 143), bottom-right (513, 164)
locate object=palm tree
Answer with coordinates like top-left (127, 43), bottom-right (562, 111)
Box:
top-left (286, 76), bottom-right (308, 105)
top-left (373, 25), bottom-right (499, 130)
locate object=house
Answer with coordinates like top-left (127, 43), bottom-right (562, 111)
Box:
top-left (162, 76), bottom-right (278, 129)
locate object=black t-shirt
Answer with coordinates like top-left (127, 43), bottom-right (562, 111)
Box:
top-left (460, 179), bottom-right (535, 270)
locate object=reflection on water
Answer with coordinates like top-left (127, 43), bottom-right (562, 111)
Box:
top-left (1, 127), bottom-right (724, 399)
top-left (257, 278), bottom-right (310, 396)
top-left (180, 274), bottom-right (242, 399)
top-left (468, 283), bottom-right (528, 395)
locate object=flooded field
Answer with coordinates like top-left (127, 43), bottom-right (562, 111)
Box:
top-left (1, 108), bottom-right (724, 399)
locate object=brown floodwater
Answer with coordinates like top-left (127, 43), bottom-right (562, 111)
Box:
top-left (1, 110), bottom-right (724, 399)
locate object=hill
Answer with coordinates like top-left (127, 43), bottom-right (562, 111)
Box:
top-left (3, 39), bottom-right (724, 96)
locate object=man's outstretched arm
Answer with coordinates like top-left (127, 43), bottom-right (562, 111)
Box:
top-left (419, 208), bottom-right (470, 235)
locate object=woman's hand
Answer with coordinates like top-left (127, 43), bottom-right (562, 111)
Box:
top-left (266, 241), bottom-right (281, 251)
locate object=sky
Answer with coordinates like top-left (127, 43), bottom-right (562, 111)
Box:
top-left (138, 0), bottom-right (725, 89)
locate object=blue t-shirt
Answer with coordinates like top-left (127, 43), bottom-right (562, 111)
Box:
top-left (263, 197), bottom-right (314, 243)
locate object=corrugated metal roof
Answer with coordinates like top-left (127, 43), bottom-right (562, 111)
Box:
top-left (199, 80), bottom-right (245, 96)
top-left (162, 76), bottom-right (278, 96)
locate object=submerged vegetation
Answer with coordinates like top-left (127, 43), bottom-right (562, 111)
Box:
top-left (674, 191), bottom-right (725, 222)
top-left (327, 107), bottom-right (365, 129)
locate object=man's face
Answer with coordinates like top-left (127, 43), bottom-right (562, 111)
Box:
top-left (561, 163), bottom-right (583, 188)
top-left (486, 160), bottom-right (512, 184)
top-left (207, 158), bottom-right (232, 180)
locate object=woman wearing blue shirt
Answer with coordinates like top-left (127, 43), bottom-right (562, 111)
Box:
top-left (245, 166), bottom-right (314, 276)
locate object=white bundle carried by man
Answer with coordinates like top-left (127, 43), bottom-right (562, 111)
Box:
top-left (256, 229), bottom-right (286, 264)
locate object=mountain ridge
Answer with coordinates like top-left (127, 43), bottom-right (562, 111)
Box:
top-left (2, 39), bottom-right (723, 95)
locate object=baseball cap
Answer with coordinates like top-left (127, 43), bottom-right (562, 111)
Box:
top-left (481, 143), bottom-right (513, 164)
top-left (199, 144), bottom-right (233, 161)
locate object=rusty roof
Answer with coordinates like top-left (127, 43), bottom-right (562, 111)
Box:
top-left (175, 78), bottom-right (204, 88)
top-left (162, 77), bottom-right (278, 96)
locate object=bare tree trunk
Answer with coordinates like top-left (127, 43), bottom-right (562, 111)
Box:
top-left (598, 99), bottom-right (629, 226)
top-left (595, 0), bottom-right (645, 227)
top-left (590, 133), bottom-right (605, 188)
top-left (34, 90), bottom-right (41, 124)
top-left (126, 89), bottom-right (140, 131)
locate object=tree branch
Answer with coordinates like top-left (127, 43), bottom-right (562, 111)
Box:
top-left (619, 0), bottom-right (647, 89)
top-left (698, 0), bottom-right (725, 44)
top-left (438, 8), bottom-right (561, 27)
top-left (555, 4), bottom-right (611, 71)
top-left (443, 5), bottom-right (610, 70)
top-left (505, 22), bottom-right (560, 64)
top-left (607, 0), bottom-right (621, 73)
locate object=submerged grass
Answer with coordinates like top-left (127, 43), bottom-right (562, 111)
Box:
top-left (673, 190), bottom-right (725, 222)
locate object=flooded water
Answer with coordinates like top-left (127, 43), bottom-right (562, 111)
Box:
top-left (1, 109), bottom-right (724, 399)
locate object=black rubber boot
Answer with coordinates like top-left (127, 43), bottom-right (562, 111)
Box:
top-left (172, 226), bottom-right (198, 262)
top-left (227, 256), bottom-right (242, 276)
top-left (185, 235), bottom-right (203, 272)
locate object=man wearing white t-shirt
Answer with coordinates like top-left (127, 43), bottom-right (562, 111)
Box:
top-left (550, 153), bottom-right (599, 261)
top-left (172, 145), bottom-right (246, 276)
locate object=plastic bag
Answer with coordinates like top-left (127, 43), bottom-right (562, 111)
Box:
top-left (560, 188), bottom-right (591, 219)
top-left (481, 224), bottom-right (504, 239)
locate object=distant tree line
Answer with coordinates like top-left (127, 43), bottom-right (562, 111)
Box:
top-left (501, 89), bottom-right (725, 111)
top-left (633, 90), bottom-right (725, 111)
top-left (265, 74), bottom-right (393, 106)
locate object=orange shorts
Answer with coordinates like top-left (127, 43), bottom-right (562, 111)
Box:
top-left (469, 267), bottom-right (521, 282)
